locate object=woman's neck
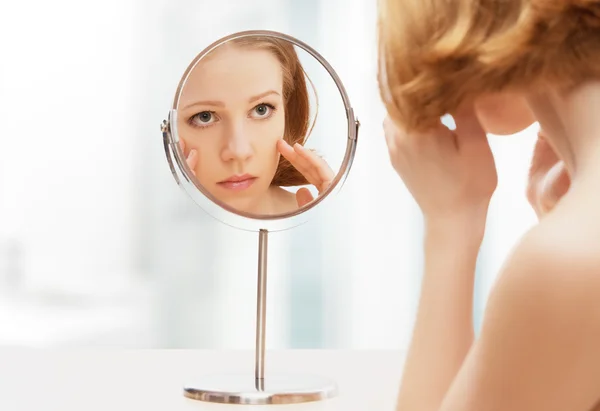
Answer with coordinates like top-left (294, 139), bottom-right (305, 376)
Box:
top-left (242, 186), bottom-right (297, 215)
top-left (527, 81), bottom-right (600, 182)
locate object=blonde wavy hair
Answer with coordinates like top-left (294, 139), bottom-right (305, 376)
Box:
top-left (377, 0), bottom-right (600, 132)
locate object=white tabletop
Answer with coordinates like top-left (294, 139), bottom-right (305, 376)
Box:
top-left (0, 350), bottom-right (405, 411)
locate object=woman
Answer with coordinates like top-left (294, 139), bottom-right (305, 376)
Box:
top-left (178, 36), bottom-right (333, 215)
top-left (378, 1), bottom-right (600, 410)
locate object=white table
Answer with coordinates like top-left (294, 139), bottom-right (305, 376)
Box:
top-left (0, 350), bottom-right (405, 411)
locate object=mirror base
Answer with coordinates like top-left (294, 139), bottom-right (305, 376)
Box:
top-left (183, 374), bottom-right (338, 405)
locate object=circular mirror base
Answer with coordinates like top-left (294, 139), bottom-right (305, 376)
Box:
top-left (183, 374), bottom-right (338, 405)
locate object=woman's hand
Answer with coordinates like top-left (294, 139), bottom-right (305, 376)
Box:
top-left (387, 106), bottom-right (497, 411)
top-left (526, 131), bottom-right (570, 219)
top-left (179, 138), bottom-right (198, 177)
top-left (383, 105), bottom-right (497, 239)
top-left (276, 139), bottom-right (334, 208)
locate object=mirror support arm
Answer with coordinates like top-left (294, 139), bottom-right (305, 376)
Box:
top-left (255, 228), bottom-right (268, 390)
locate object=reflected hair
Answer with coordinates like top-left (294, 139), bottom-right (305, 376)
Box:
top-left (231, 36), bottom-right (319, 187)
top-left (377, 0), bottom-right (600, 132)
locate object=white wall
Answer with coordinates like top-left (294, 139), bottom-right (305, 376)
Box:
top-left (0, 0), bottom-right (538, 349)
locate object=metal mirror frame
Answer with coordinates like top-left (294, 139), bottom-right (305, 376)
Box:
top-left (161, 30), bottom-right (359, 232)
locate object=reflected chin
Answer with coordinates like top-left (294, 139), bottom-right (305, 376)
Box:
top-left (219, 195), bottom-right (259, 214)
top-left (213, 179), bottom-right (265, 213)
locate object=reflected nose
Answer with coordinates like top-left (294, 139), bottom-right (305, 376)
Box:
top-left (221, 122), bottom-right (253, 162)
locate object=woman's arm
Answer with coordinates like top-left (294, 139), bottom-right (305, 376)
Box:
top-left (437, 223), bottom-right (600, 411)
top-left (396, 217), bottom-right (483, 411)
top-left (383, 106), bottom-right (497, 411)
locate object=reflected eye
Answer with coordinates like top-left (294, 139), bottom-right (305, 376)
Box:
top-left (198, 112), bottom-right (213, 122)
top-left (250, 103), bottom-right (276, 119)
top-left (190, 111), bottom-right (218, 128)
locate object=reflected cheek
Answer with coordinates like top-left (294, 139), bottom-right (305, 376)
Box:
top-left (253, 137), bottom-right (279, 170)
top-left (181, 137), bottom-right (197, 152)
top-left (184, 139), bottom-right (215, 181)
top-left (195, 152), bottom-right (220, 185)
top-left (257, 119), bottom-right (284, 159)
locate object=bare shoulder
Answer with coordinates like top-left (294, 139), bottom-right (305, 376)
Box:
top-left (482, 210), bottom-right (600, 374)
top-left (489, 213), bottom-right (600, 321)
top-left (434, 202), bottom-right (600, 410)
top-left (435, 212), bottom-right (600, 411)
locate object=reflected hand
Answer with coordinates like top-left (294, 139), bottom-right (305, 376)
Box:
top-left (526, 131), bottom-right (570, 218)
top-left (179, 139), bottom-right (198, 177)
top-left (276, 139), bottom-right (335, 208)
top-left (383, 106), bottom-right (497, 235)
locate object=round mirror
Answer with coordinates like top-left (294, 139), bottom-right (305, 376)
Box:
top-left (162, 30), bottom-right (359, 231)
top-left (161, 30), bottom-right (359, 406)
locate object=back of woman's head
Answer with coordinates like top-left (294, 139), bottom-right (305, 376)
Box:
top-left (377, 0), bottom-right (600, 132)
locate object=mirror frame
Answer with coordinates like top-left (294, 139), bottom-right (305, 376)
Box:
top-left (161, 30), bottom-right (359, 232)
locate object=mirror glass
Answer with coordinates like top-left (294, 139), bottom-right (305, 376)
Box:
top-left (169, 32), bottom-right (353, 219)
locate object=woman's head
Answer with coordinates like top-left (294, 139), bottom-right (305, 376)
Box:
top-left (377, 0), bottom-right (600, 134)
top-left (178, 37), bottom-right (315, 212)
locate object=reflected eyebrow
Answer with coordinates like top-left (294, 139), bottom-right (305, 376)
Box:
top-left (182, 100), bottom-right (225, 110)
top-left (249, 90), bottom-right (280, 103)
top-left (182, 90), bottom-right (280, 111)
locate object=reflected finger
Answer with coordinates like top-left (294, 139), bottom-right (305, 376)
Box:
top-left (277, 140), bottom-right (319, 186)
top-left (186, 149), bottom-right (198, 177)
top-left (295, 187), bottom-right (315, 208)
top-left (178, 139), bottom-right (197, 176)
top-left (293, 143), bottom-right (334, 192)
top-left (289, 144), bottom-right (321, 186)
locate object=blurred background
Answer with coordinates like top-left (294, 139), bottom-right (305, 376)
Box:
top-left (0, 0), bottom-right (539, 349)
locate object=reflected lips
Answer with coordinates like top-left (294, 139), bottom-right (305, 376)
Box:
top-left (218, 174), bottom-right (257, 191)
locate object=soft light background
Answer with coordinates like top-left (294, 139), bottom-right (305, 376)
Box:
top-left (0, 0), bottom-right (538, 348)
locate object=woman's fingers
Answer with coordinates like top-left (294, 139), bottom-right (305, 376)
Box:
top-left (528, 131), bottom-right (561, 179)
top-left (526, 130), bottom-right (571, 217)
top-left (539, 161), bottom-right (570, 213)
top-left (277, 139), bottom-right (302, 167)
top-left (383, 115), bottom-right (453, 175)
top-left (277, 140), bottom-right (332, 193)
top-left (382, 111), bottom-right (498, 220)
top-left (179, 138), bottom-right (197, 176)
top-left (275, 139), bottom-right (320, 206)
top-left (293, 143), bottom-right (334, 192)
top-left (187, 149), bottom-right (198, 176)
top-left (295, 187), bottom-right (315, 208)
top-left (277, 139), bottom-right (316, 182)
top-left (529, 160), bottom-right (570, 218)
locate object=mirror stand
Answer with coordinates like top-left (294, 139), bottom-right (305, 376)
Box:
top-left (182, 229), bottom-right (338, 405)
top-left (255, 229), bottom-right (268, 388)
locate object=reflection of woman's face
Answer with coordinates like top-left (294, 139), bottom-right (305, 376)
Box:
top-left (178, 45), bottom-right (285, 211)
